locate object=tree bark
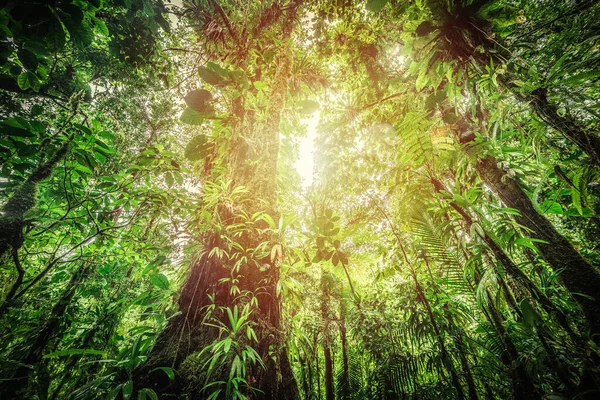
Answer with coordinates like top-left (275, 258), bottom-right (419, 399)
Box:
top-left (320, 279), bottom-right (335, 400)
top-left (339, 304), bottom-right (351, 400)
top-left (0, 140), bottom-right (70, 264)
top-left (526, 87), bottom-right (600, 164)
top-left (134, 4), bottom-right (300, 398)
top-left (430, 176), bottom-right (581, 341)
top-left (476, 154), bottom-right (600, 344)
top-left (323, 345), bottom-right (334, 400)
top-left (438, 202), bottom-right (538, 398)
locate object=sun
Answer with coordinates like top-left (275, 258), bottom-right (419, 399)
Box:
top-left (294, 112), bottom-right (320, 188)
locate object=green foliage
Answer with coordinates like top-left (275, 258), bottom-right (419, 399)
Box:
top-left (3, 1), bottom-right (600, 399)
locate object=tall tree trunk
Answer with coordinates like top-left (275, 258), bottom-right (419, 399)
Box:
top-left (323, 344), bottom-right (334, 400)
top-left (134, 5), bottom-right (300, 398)
top-left (430, 176), bottom-right (581, 342)
top-left (339, 301), bottom-right (351, 400)
top-left (451, 322), bottom-right (479, 400)
top-left (320, 278), bottom-right (335, 400)
top-left (439, 206), bottom-right (538, 398)
top-left (315, 333), bottom-right (322, 399)
top-left (307, 351), bottom-right (315, 399)
top-left (378, 202), bottom-right (465, 398)
top-left (0, 137), bottom-right (71, 264)
top-left (300, 353), bottom-right (310, 399)
top-left (475, 154), bottom-right (600, 344)
top-left (526, 87), bottom-right (600, 164)
top-left (484, 288), bottom-right (540, 400)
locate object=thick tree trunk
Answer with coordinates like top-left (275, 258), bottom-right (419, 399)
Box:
top-left (476, 155), bottom-right (600, 344)
top-left (431, 176), bottom-right (581, 340)
top-left (526, 88), bottom-right (600, 164)
top-left (134, 4), bottom-right (300, 398)
top-left (0, 140), bottom-right (70, 266)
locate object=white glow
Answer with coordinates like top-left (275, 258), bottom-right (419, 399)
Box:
top-left (295, 112), bottom-right (319, 188)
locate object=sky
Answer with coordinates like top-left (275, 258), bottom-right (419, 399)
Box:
top-left (294, 112), bottom-right (320, 188)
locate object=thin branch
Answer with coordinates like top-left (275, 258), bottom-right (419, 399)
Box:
top-left (163, 47), bottom-right (205, 56)
top-left (209, 0), bottom-right (239, 44)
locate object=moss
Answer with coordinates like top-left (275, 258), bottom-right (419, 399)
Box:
top-left (178, 351), bottom-right (212, 395)
top-left (0, 141), bottom-right (70, 261)
top-left (0, 181), bottom-right (38, 261)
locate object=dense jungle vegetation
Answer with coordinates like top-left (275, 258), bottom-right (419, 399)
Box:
top-left (2, 0), bottom-right (600, 399)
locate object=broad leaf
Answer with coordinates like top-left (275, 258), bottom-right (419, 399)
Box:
top-left (184, 135), bottom-right (212, 161)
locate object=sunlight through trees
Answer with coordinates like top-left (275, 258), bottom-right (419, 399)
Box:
top-left (1, 0), bottom-right (600, 399)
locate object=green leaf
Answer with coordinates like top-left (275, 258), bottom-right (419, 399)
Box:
top-left (165, 172), bottom-right (174, 188)
top-left (173, 171), bottom-right (184, 185)
top-left (98, 130), bottom-right (116, 141)
top-left (540, 200), bottom-right (564, 215)
top-left (253, 81), bottom-right (267, 91)
top-left (198, 62), bottom-right (230, 86)
top-left (92, 17), bottom-right (109, 36)
top-left (514, 237), bottom-right (547, 252)
top-left (150, 273), bottom-right (169, 290)
top-left (150, 367), bottom-right (175, 381)
top-left (74, 164), bottom-right (93, 175)
top-left (30, 104), bottom-right (44, 117)
top-left (17, 71), bottom-right (40, 91)
top-left (519, 300), bottom-right (542, 331)
top-left (138, 388), bottom-right (159, 400)
top-left (199, 67), bottom-right (222, 86)
top-left (105, 384), bottom-right (122, 400)
top-left (63, 19), bottom-right (94, 48)
top-left (180, 108), bottom-right (213, 125)
top-left (415, 70), bottom-right (429, 92)
top-left (184, 89), bottom-right (213, 112)
top-left (44, 348), bottom-right (106, 358)
top-left (561, 69), bottom-right (600, 86)
top-left (17, 49), bottom-right (38, 71)
top-left (184, 135), bottom-right (212, 161)
top-left (122, 380), bottom-right (133, 400)
top-left (572, 172), bottom-right (583, 215)
top-left (297, 99), bottom-right (320, 114)
top-left (366, 0), bottom-right (388, 12)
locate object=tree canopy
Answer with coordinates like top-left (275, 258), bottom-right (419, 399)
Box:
top-left (2, 0), bottom-right (600, 399)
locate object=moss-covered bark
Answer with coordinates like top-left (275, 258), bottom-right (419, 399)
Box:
top-left (134, 4), bottom-right (300, 398)
top-left (0, 142), bottom-right (69, 263)
top-left (476, 155), bottom-right (600, 344)
top-left (424, 0), bottom-right (600, 165)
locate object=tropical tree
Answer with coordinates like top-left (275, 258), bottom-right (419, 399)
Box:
top-left (2, 0), bottom-right (600, 399)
